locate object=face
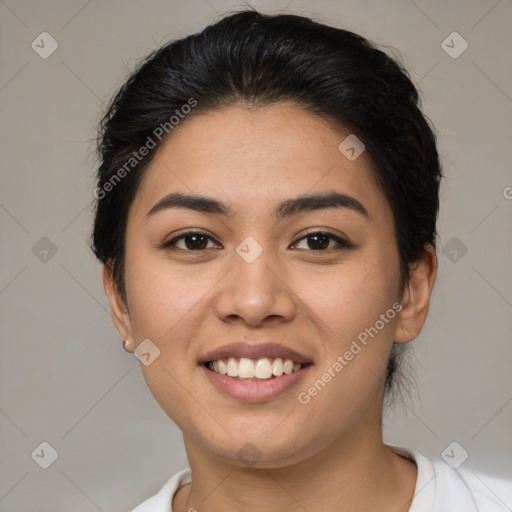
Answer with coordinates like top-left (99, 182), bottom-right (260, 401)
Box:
top-left (107, 103), bottom-right (416, 467)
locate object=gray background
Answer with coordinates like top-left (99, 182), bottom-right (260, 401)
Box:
top-left (1, 0), bottom-right (511, 510)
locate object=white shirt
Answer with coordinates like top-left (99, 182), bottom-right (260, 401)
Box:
top-left (130, 445), bottom-right (512, 511)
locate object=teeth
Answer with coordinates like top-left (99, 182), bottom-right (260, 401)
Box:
top-left (272, 358), bottom-right (284, 376)
top-left (227, 357), bottom-right (238, 377)
top-left (238, 358), bottom-right (255, 378)
top-left (218, 359), bottom-right (227, 375)
top-left (208, 357), bottom-right (303, 380)
top-left (255, 358), bottom-right (272, 379)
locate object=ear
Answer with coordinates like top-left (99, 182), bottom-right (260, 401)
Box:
top-left (394, 244), bottom-right (437, 343)
top-left (103, 264), bottom-right (134, 352)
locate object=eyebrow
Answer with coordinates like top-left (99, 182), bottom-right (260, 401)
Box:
top-left (145, 191), bottom-right (369, 221)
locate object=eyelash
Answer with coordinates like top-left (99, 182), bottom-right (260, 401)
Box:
top-left (162, 230), bottom-right (354, 252)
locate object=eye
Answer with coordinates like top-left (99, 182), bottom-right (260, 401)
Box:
top-left (162, 231), bottom-right (221, 251)
top-left (162, 230), bottom-right (353, 252)
top-left (291, 231), bottom-right (354, 251)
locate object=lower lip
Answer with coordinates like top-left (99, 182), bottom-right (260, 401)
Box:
top-left (201, 365), bottom-right (311, 402)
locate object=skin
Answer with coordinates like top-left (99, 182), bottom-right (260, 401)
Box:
top-left (104, 103), bottom-right (437, 512)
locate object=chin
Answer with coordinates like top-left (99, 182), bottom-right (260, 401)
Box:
top-left (200, 427), bottom-right (318, 469)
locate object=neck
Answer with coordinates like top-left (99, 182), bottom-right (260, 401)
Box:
top-left (174, 422), bottom-right (417, 512)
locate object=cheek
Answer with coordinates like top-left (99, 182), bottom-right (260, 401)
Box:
top-left (124, 250), bottom-right (208, 342)
top-left (122, 253), bottom-right (211, 427)
top-left (299, 244), bottom-right (400, 402)
top-left (304, 247), bottom-right (400, 341)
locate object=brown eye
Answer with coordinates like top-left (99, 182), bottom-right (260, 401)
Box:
top-left (292, 232), bottom-right (353, 251)
top-left (162, 230), bottom-right (353, 252)
top-left (163, 232), bottom-right (220, 251)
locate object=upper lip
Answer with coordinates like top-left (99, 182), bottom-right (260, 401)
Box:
top-left (199, 342), bottom-right (313, 365)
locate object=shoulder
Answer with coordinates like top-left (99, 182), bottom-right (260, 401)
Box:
top-left (390, 444), bottom-right (512, 512)
top-left (129, 468), bottom-right (192, 512)
top-left (431, 458), bottom-right (512, 511)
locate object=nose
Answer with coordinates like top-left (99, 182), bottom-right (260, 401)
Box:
top-left (213, 240), bottom-right (297, 328)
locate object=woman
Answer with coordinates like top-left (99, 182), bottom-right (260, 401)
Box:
top-left (91, 9), bottom-right (511, 512)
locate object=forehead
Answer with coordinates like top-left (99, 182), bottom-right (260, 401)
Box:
top-left (129, 103), bottom-right (392, 224)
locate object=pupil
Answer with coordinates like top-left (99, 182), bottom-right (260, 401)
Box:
top-left (309, 234), bottom-right (329, 250)
top-left (186, 234), bottom-right (207, 250)
top-left (183, 234), bottom-right (330, 250)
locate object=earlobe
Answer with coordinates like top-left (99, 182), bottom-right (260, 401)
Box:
top-left (394, 244), bottom-right (437, 344)
top-left (103, 264), bottom-right (134, 351)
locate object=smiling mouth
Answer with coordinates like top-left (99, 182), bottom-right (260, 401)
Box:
top-left (204, 357), bottom-right (310, 381)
